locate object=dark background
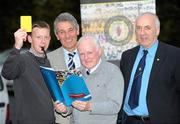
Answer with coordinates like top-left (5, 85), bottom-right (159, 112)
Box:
top-left (0, 0), bottom-right (179, 51)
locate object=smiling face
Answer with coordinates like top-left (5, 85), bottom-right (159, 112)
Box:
top-left (28, 27), bottom-right (51, 54)
top-left (55, 21), bottom-right (79, 52)
top-left (77, 36), bottom-right (102, 69)
top-left (135, 13), bottom-right (160, 48)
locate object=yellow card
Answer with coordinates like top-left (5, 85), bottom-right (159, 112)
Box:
top-left (20, 16), bottom-right (32, 32)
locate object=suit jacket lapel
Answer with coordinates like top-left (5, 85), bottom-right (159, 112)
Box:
top-left (58, 48), bottom-right (67, 70)
top-left (147, 42), bottom-right (166, 96)
top-left (124, 46), bottom-right (139, 92)
top-left (51, 47), bottom-right (67, 70)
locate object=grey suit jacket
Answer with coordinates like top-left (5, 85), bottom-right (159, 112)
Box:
top-left (47, 47), bottom-right (67, 71)
top-left (47, 47), bottom-right (71, 124)
top-left (72, 60), bottom-right (124, 124)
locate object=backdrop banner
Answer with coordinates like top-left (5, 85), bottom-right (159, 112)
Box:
top-left (80, 0), bottom-right (156, 60)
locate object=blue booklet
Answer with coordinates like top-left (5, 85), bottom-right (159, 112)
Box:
top-left (40, 66), bottom-right (91, 106)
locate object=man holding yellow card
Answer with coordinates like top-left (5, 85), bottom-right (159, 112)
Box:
top-left (1, 20), bottom-right (55, 124)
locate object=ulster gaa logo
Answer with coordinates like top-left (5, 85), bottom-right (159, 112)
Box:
top-left (104, 15), bottom-right (133, 46)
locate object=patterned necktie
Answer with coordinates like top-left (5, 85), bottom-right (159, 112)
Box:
top-left (68, 52), bottom-right (76, 70)
top-left (128, 50), bottom-right (148, 109)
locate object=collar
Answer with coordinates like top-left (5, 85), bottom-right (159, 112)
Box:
top-left (63, 48), bottom-right (77, 58)
top-left (29, 48), bottom-right (44, 57)
top-left (86, 59), bottom-right (102, 74)
top-left (140, 40), bottom-right (159, 57)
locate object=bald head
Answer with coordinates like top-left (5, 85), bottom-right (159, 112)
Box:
top-left (135, 12), bottom-right (160, 48)
top-left (77, 35), bottom-right (100, 50)
top-left (136, 12), bottom-right (160, 29)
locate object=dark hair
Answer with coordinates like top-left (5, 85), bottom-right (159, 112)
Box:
top-left (32, 21), bottom-right (50, 29)
top-left (27, 21), bottom-right (50, 36)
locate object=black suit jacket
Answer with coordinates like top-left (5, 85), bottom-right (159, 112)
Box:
top-left (120, 42), bottom-right (180, 123)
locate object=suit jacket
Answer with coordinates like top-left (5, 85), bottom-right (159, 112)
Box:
top-left (47, 47), bottom-right (67, 71)
top-left (72, 60), bottom-right (124, 124)
top-left (47, 47), bottom-right (71, 124)
top-left (120, 41), bottom-right (180, 123)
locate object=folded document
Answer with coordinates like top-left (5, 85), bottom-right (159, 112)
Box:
top-left (40, 66), bottom-right (91, 106)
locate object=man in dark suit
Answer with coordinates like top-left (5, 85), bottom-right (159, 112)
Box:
top-left (119, 12), bottom-right (180, 124)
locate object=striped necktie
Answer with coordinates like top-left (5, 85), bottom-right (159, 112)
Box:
top-left (128, 50), bottom-right (148, 109)
top-left (68, 52), bottom-right (76, 70)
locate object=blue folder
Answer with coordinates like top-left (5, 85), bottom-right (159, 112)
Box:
top-left (40, 66), bottom-right (91, 106)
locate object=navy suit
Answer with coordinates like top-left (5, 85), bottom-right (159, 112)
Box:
top-left (120, 42), bottom-right (180, 123)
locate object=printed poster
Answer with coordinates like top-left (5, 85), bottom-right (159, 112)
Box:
top-left (80, 0), bottom-right (156, 60)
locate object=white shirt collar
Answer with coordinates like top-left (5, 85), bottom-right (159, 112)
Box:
top-left (86, 59), bottom-right (102, 74)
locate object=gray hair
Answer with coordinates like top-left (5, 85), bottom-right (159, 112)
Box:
top-left (137, 12), bottom-right (160, 28)
top-left (54, 12), bottom-right (79, 34)
top-left (77, 35), bottom-right (101, 50)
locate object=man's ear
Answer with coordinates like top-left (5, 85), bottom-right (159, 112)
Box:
top-left (98, 47), bottom-right (104, 56)
top-left (76, 28), bottom-right (80, 36)
top-left (156, 28), bottom-right (160, 36)
top-left (27, 35), bottom-right (32, 43)
top-left (55, 32), bottom-right (59, 40)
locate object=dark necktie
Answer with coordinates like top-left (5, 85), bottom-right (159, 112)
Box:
top-left (128, 50), bottom-right (148, 109)
top-left (68, 52), bottom-right (76, 70)
top-left (86, 69), bottom-right (90, 75)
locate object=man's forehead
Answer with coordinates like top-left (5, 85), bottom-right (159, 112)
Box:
top-left (79, 43), bottom-right (96, 52)
top-left (58, 21), bottom-right (74, 27)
